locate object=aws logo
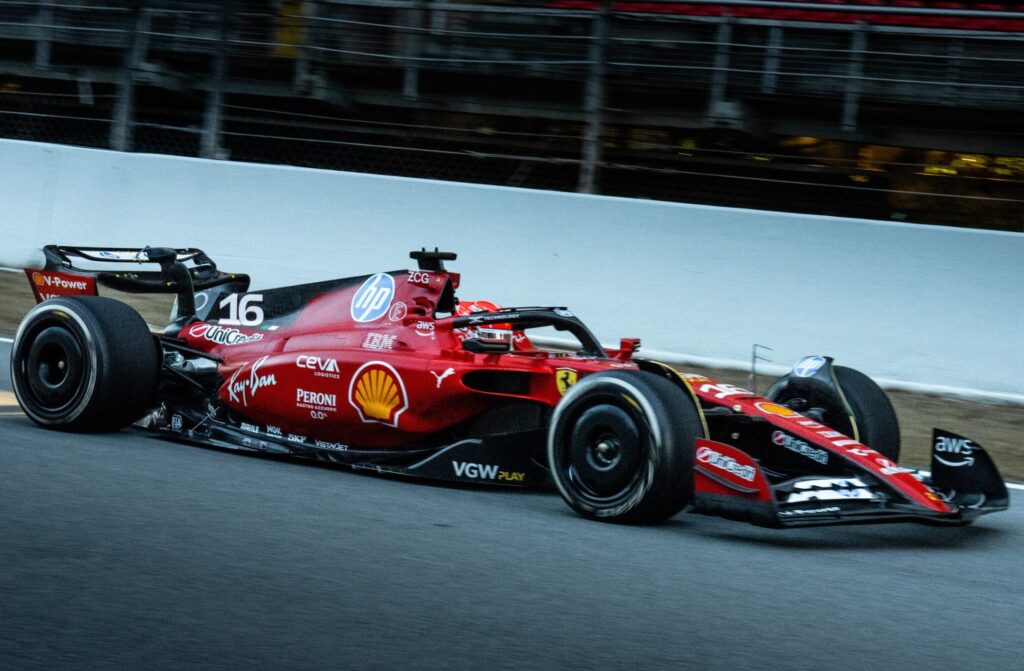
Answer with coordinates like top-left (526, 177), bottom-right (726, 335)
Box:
top-left (349, 361), bottom-right (408, 428)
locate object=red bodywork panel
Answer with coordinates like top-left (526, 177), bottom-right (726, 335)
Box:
top-left (180, 268), bottom-right (635, 449)
top-left (682, 375), bottom-right (950, 513)
top-left (174, 265), bottom-right (949, 513)
top-left (25, 269), bottom-right (98, 302)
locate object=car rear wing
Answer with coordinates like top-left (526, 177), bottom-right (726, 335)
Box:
top-left (26, 245), bottom-right (250, 329)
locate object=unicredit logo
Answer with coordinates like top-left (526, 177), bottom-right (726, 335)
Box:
top-left (696, 446), bottom-right (756, 482)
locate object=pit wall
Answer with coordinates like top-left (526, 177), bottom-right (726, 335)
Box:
top-left (1, 139), bottom-right (1020, 401)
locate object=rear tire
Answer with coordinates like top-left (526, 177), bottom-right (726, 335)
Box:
top-left (547, 371), bottom-right (702, 524)
top-left (11, 297), bottom-right (160, 432)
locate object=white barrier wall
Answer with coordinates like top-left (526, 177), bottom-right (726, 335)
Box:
top-left (1, 139), bottom-right (1021, 401)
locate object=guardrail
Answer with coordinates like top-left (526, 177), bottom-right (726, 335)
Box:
top-left (1, 138), bottom-right (1020, 402)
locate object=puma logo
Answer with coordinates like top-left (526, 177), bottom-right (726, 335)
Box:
top-left (431, 368), bottom-right (455, 389)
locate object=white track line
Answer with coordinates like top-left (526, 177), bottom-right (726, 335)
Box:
top-left (0, 337), bottom-right (13, 343)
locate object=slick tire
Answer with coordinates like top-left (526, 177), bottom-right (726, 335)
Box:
top-left (547, 371), bottom-right (701, 524)
top-left (769, 364), bottom-right (900, 461)
top-left (11, 297), bottom-right (160, 432)
top-left (834, 366), bottom-right (901, 462)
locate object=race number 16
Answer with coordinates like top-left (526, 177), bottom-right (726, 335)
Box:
top-left (219, 293), bottom-right (264, 326)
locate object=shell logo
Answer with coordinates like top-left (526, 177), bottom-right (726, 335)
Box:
top-left (349, 361), bottom-right (408, 428)
top-left (755, 401), bottom-right (801, 418)
top-left (31, 272), bottom-right (44, 286)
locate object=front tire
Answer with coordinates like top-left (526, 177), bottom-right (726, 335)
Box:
top-left (768, 364), bottom-right (900, 461)
top-left (11, 297), bottom-right (160, 432)
top-left (547, 371), bottom-right (703, 524)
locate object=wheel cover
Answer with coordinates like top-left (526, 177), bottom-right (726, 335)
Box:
top-left (17, 320), bottom-right (88, 416)
top-left (561, 401), bottom-right (647, 506)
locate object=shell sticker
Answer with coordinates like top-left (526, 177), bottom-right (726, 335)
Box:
top-left (349, 361), bottom-right (409, 428)
top-left (754, 401), bottom-right (800, 418)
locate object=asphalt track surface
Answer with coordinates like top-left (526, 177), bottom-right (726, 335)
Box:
top-left (2, 340), bottom-right (1023, 671)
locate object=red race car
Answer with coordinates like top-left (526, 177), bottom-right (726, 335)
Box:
top-left (10, 246), bottom-right (1009, 527)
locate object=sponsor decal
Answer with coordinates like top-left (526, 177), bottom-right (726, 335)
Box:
top-left (452, 461), bottom-right (525, 482)
top-left (362, 333), bottom-right (397, 351)
top-left (791, 417), bottom-right (861, 449)
top-left (414, 320), bottom-right (435, 337)
top-left (756, 401), bottom-right (800, 418)
top-left (680, 373), bottom-right (709, 381)
top-left (771, 430), bottom-right (829, 465)
top-left (296, 388), bottom-right (337, 414)
top-left (553, 308), bottom-right (574, 318)
top-left (98, 251), bottom-right (119, 259)
top-left (170, 414), bottom-right (183, 431)
top-left (32, 272), bottom-right (89, 292)
top-left (934, 435), bottom-right (976, 467)
top-left (697, 382), bottom-right (753, 400)
top-left (778, 506), bottom-right (842, 517)
top-left (407, 270), bottom-right (432, 286)
top-left (296, 355), bottom-right (341, 379)
top-left (227, 356), bottom-right (277, 407)
top-left (793, 355), bottom-right (826, 378)
top-left (388, 302), bottom-right (408, 321)
top-left (696, 445), bottom-right (757, 482)
top-left (875, 456), bottom-right (913, 476)
top-left (351, 273), bottom-right (395, 323)
top-left (240, 422), bottom-right (260, 433)
top-left (555, 368), bottom-right (578, 396)
top-left (431, 367), bottom-right (455, 389)
top-left (349, 361), bottom-right (409, 428)
top-left (266, 425), bottom-right (283, 437)
top-left (189, 323), bottom-right (264, 346)
top-left (786, 477), bottom-right (876, 503)
top-left (287, 434), bottom-right (306, 444)
top-left (314, 440), bottom-right (348, 452)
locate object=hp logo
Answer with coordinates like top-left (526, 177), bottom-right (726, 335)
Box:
top-left (793, 356), bottom-right (826, 378)
top-left (351, 273), bottom-right (395, 323)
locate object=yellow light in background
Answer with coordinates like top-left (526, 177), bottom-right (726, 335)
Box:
top-left (923, 166), bottom-right (957, 176)
top-left (780, 136), bottom-right (819, 147)
top-left (952, 154), bottom-right (987, 168)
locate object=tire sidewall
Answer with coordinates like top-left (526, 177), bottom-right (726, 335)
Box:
top-left (548, 371), bottom-right (698, 523)
top-left (11, 300), bottom-right (102, 427)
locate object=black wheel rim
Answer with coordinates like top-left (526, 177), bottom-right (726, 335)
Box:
top-left (17, 320), bottom-right (88, 415)
top-left (560, 398), bottom-right (648, 507)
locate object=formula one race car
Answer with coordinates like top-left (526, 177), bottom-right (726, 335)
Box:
top-left (10, 246), bottom-right (1009, 527)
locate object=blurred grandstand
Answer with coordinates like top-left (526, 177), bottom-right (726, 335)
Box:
top-left (0, 0), bottom-right (1021, 230)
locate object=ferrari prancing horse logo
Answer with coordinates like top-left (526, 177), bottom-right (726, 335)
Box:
top-left (555, 368), bottom-right (578, 396)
